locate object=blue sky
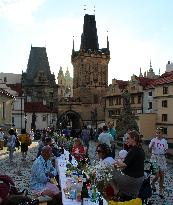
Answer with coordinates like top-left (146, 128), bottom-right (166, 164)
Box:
top-left (0, 0), bottom-right (173, 84)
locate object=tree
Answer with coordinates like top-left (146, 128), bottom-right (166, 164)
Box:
top-left (116, 89), bottom-right (139, 137)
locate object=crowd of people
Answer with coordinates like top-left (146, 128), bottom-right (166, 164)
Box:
top-left (0, 123), bottom-right (169, 204)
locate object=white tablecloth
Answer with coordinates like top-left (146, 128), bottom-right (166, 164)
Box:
top-left (56, 150), bottom-right (108, 205)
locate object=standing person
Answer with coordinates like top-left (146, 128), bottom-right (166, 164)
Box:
top-left (149, 127), bottom-right (168, 198)
top-left (108, 122), bottom-right (117, 158)
top-left (18, 129), bottom-right (31, 161)
top-left (0, 128), bottom-right (4, 150)
top-left (7, 128), bottom-right (16, 162)
top-left (98, 125), bottom-right (114, 148)
top-left (81, 125), bottom-right (90, 148)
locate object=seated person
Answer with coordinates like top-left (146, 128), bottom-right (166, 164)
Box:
top-left (31, 145), bottom-right (60, 199)
top-left (96, 143), bottom-right (116, 166)
top-left (72, 138), bottom-right (86, 161)
top-left (95, 143), bottom-right (116, 199)
top-left (112, 130), bottom-right (145, 199)
top-left (37, 137), bottom-right (60, 158)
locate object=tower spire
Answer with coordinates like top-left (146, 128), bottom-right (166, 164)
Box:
top-left (72, 36), bottom-right (74, 52)
top-left (149, 59), bottom-right (153, 71)
top-left (139, 67), bottom-right (143, 77)
top-left (107, 31), bottom-right (109, 50)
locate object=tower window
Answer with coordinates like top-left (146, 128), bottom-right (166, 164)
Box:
top-left (131, 96), bottom-right (135, 104)
top-left (109, 98), bottom-right (113, 106)
top-left (163, 87), bottom-right (168, 94)
top-left (148, 91), bottom-right (152, 96)
top-left (138, 96), bottom-right (141, 104)
top-left (162, 127), bottom-right (167, 134)
top-left (162, 114), bottom-right (167, 122)
top-left (148, 102), bottom-right (152, 110)
top-left (162, 100), bottom-right (167, 107)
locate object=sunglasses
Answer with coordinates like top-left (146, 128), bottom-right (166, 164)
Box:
top-left (96, 149), bottom-right (102, 153)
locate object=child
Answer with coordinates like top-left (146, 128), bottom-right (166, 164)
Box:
top-left (116, 149), bottom-right (128, 162)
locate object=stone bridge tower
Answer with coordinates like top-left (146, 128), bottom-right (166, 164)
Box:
top-left (71, 14), bottom-right (110, 104)
top-left (66, 13), bottom-right (110, 129)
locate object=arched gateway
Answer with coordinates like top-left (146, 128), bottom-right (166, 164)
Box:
top-left (57, 110), bottom-right (83, 130)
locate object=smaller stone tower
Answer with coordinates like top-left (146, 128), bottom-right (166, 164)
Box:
top-left (22, 46), bottom-right (58, 108)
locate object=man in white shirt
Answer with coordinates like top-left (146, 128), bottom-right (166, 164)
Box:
top-left (98, 125), bottom-right (114, 148)
top-left (149, 127), bottom-right (168, 198)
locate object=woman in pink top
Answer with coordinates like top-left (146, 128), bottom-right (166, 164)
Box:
top-left (149, 127), bottom-right (168, 198)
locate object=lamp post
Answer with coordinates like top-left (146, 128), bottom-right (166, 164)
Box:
top-left (24, 113), bottom-right (27, 130)
top-left (21, 75), bottom-right (23, 131)
top-left (94, 107), bottom-right (97, 131)
top-left (91, 107), bottom-right (97, 131)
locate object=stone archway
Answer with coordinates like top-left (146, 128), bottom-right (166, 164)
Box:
top-left (57, 110), bottom-right (83, 130)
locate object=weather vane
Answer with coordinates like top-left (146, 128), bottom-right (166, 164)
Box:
top-left (83, 4), bottom-right (87, 12)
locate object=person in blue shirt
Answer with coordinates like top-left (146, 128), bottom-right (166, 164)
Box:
top-left (30, 145), bottom-right (59, 198)
top-left (107, 122), bottom-right (117, 158)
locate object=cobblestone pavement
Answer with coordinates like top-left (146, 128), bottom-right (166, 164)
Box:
top-left (0, 140), bottom-right (172, 204)
top-left (0, 142), bottom-right (38, 196)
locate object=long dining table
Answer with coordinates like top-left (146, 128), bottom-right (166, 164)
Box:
top-left (56, 150), bottom-right (108, 205)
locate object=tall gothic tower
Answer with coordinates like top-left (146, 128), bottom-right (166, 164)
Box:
top-left (22, 46), bottom-right (58, 108)
top-left (71, 14), bottom-right (110, 104)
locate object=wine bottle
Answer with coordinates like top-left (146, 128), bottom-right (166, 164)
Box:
top-left (91, 184), bottom-right (97, 202)
top-left (81, 181), bottom-right (89, 205)
top-left (69, 152), bottom-right (72, 163)
top-left (98, 193), bottom-right (103, 205)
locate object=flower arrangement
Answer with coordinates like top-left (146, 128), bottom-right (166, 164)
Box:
top-left (84, 160), bottom-right (114, 198)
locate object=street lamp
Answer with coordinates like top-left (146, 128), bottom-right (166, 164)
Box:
top-left (24, 113), bottom-right (27, 130)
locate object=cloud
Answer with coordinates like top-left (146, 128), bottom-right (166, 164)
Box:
top-left (0, 0), bottom-right (45, 24)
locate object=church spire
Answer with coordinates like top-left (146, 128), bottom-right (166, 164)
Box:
top-left (149, 59), bottom-right (153, 72)
top-left (72, 36), bottom-right (74, 52)
top-left (107, 31), bottom-right (109, 51)
top-left (139, 67), bottom-right (143, 77)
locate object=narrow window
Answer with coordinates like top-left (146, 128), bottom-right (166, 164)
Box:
top-left (162, 114), bottom-right (167, 122)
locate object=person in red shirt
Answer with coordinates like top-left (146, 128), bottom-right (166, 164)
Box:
top-left (72, 138), bottom-right (86, 161)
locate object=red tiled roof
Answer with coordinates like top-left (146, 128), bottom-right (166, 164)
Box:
top-left (161, 71), bottom-right (173, 77)
top-left (25, 102), bottom-right (57, 113)
top-left (154, 74), bottom-right (173, 85)
top-left (7, 83), bottom-right (22, 96)
top-left (135, 76), bottom-right (155, 89)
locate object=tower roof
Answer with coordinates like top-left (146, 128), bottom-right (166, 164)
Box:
top-left (80, 14), bottom-right (99, 50)
top-left (27, 47), bottom-right (51, 75)
top-left (24, 46), bottom-right (56, 86)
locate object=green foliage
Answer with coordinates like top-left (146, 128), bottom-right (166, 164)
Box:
top-left (116, 90), bottom-right (139, 137)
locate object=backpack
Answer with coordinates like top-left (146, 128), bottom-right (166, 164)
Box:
top-left (0, 175), bottom-right (28, 200)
